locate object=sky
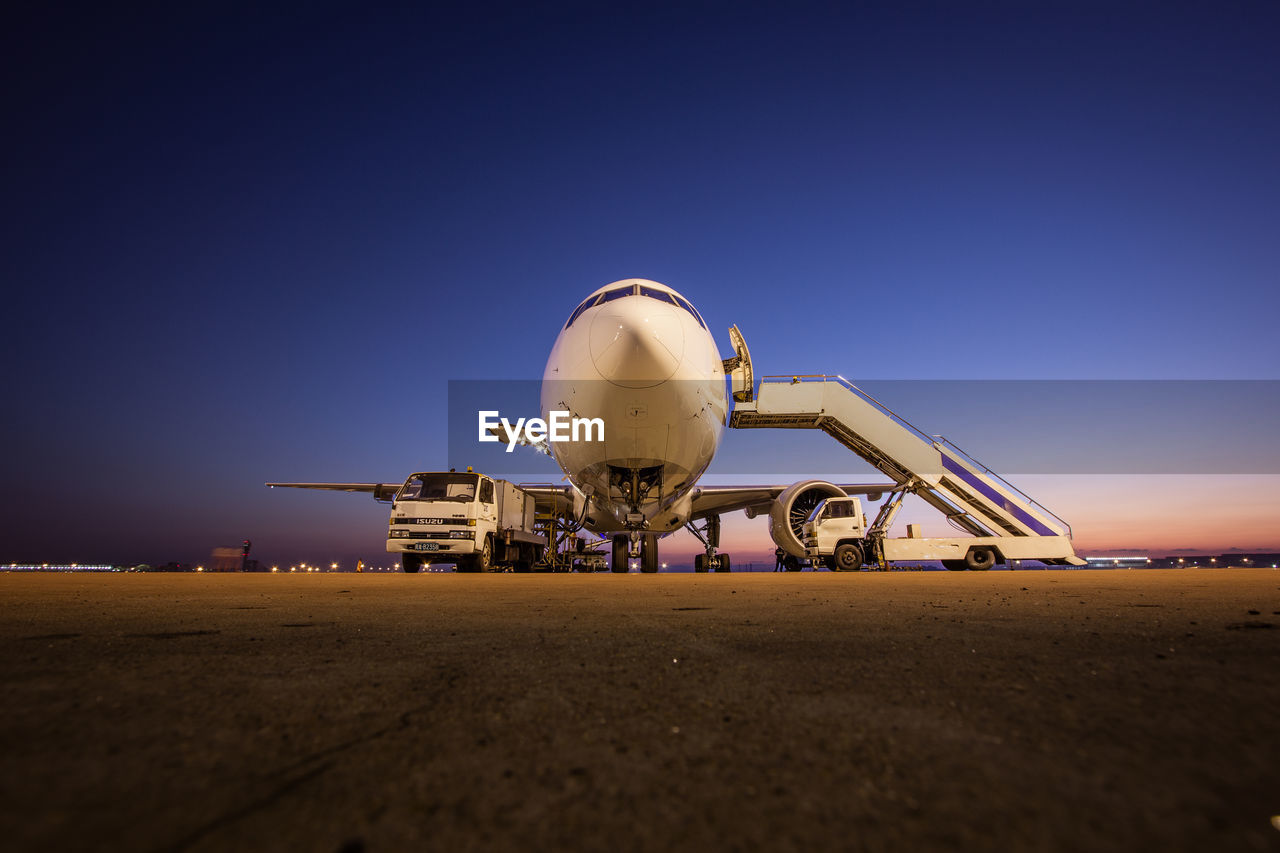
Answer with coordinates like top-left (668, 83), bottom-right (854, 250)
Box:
top-left (3, 1), bottom-right (1278, 567)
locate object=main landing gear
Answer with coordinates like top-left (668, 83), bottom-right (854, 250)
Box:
top-left (687, 515), bottom-right (731, 573)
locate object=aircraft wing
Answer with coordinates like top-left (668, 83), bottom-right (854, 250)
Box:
top-left (688, 483), bottom-right (897, 520)
top-left (266, 482), bottom-right (405, 501)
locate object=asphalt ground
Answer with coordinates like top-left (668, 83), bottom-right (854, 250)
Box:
top-left (1, 570), bottom-right (1278, 852)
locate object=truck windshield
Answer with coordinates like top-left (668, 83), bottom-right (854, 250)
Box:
top-left (808, 499), bottom-right (853, 523)
top-left (397, 473), bottom-right (478, 502)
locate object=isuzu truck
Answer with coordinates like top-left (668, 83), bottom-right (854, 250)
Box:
top-left (388, 471), bottom-right (545, 572)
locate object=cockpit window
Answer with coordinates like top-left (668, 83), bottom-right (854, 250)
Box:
top-left (397, 473), bottom-right (478, 502)
top-left (565, 294), bottom-right (601, 329)
top-left (565, 284), bottom-right (706, 330)
top-left (598, 286), bottom-right (633, 305)
top-left (672, 294), bottom-right (706, 329)
top-left (639, 286), bottom-right (676, 304)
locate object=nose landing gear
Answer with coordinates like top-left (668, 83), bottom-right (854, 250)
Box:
top-left (611, 532), bottom-right (659, 572)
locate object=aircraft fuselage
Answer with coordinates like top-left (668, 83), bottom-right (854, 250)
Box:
top-left (541, 279), bottom-right (726, 534)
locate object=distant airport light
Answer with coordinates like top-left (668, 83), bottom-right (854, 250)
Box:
top-left (2, 564), bottom-right (113, 571)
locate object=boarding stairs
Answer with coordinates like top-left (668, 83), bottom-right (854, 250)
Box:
top-left (724, 342), bottom-right (1084, 566)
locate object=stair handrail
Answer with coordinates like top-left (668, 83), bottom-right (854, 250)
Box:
top-left (758, 374), bottom-right (939, 446)
top-left (758, 375), bottom-right (1073, 539)
top-left (930, 436), bottom-right (1074, 538)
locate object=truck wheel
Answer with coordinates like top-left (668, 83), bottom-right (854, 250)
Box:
top-left (832, 543), bottom-right (863, 572)
top-left (715, 554), bottom-right (731, 573)
top-left (965, 547), bottom-right (995, 571)
top-left (611, 535), bottom-right (629, 573)
top-left (473, 537), bottom-right (493, 572)
top-left (401, 554), bottom-right (422, 573)
top-left (942, 559), bottom-right (966, 571)
top-left (694, 554), bottom-right (707, 573)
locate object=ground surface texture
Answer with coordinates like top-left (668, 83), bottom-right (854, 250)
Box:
top-left (2, 570), bottom-right (1278, 852)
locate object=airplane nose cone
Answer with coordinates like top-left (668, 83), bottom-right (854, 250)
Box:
top-left (589, 300), bottom-right (685, 388)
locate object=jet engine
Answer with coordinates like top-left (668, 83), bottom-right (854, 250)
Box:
top-left (769, 480), bottom-right (847, 557)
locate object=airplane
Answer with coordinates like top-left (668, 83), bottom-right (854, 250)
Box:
top-left (270, 278), bottom-right (891, 572)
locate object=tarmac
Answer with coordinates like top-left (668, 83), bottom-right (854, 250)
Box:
top-left (1, 569), bottom-right (1277, 852)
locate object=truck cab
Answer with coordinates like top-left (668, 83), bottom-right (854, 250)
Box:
top-left (802, 496), bottom-right (869, 571)
top-left (387, 471), bottom-right (544, 573)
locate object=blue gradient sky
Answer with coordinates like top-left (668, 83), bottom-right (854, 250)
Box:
top-left (3, 2), bottom-right (1278, 565)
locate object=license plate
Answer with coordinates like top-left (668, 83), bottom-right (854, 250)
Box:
top-left (413, 543), bottom-right (440, 552)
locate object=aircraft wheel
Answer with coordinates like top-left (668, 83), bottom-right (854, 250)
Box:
top-left (401, 554), bottom-right (422, 573)
top-left (640, 534), bottom-right (658, 573)
top-left (694, 554), bottom-right (708, 573)
top-left (784, 555), bottom-right (802, 572)
top-left (714, 554), bottom-right (731, 572)
top-left (611, 535), bottom-right (629, 573)
top-left (831, 542), bottom-right (863, 572)
top-left (965, 547), bottom-right (996, 571)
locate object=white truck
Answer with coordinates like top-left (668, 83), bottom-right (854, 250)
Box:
top-left (803, 495), bottom-right (1080, 571)
top-left (388, 471), bottom-right (546, 573)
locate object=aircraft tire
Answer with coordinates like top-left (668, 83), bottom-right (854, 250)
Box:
top-left (401, 554), bottom-right (422, 573)
top-left (640, 533), bottom-right (658, 573)
top-left (611, 535), bottom-right (629, 573)
top-left (694, 554), bottom-right (707, 573)
top-left (715, 554), bottom-right (731, 573)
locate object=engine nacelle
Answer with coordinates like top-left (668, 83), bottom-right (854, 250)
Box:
top-left (769, 480), bottom-right (847, 557)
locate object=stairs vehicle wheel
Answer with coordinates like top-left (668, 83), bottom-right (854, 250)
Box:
top-left (965, 547), bottom-right (996, 571)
